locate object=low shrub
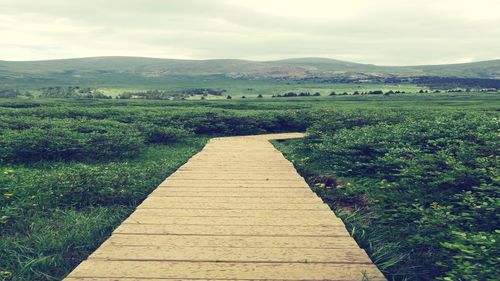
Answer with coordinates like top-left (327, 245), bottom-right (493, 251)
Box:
top-left (137, 124), bottom-right (192, 144)
top-left (277, 110), bottom-right (499, 280)
top-left (0, 120), bottom-right (145, 162)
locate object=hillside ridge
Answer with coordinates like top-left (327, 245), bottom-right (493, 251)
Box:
top-left (1, 56), bottom-right (499, 87)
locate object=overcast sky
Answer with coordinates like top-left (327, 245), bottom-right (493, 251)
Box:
top-left (1, 0), bottom-right (499, 65)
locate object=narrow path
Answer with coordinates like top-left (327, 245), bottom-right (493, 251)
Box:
top-left (65, 133), bottom-right (385, 281)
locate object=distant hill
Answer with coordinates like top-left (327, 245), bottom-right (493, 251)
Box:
top-left (0, 56), bottom-right (499, 87)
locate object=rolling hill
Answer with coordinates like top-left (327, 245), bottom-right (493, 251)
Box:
top-left (0, 56), bottom-right (499, 88)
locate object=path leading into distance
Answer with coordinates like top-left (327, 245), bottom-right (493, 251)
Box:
top-left (65, 133), bottom-right (385, 281)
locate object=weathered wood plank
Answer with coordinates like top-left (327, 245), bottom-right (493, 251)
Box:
top-left (66, 261), bottom-right (386, 280)
top-left (89, 245), bottom-right (372, 263)
top-left (102, 234), bottom-right (360, 248)
top-left (113, 224), bottom-right (351, 236)
top-left (130, 208), bottom-right (334, 218)
top-left (158, 182), bottom-right (310, 188)
top-left (140, 196), bottom-right (322, 203)
top-left (148, 189), bottom-right (317, 197)
top-left (137, 201), bottom-right (331, 210)
top-left (122, 214), bottom-right (342, 226)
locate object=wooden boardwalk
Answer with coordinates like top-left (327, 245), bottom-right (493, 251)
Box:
top-left (65, 133), bottom-right (385, 281)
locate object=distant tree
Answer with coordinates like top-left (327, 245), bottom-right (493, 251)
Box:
top-left (226, 95), bottom-right (232, 99)
top-left (200, 96), bottom-right (205, 100)
top-left (24, 91), bottom-right (34, 98)
top-left (313, 92), bottom-right (321, 96)
top-left (257, 94), bottom-right (263, 98)
top-left (241, 96), bottom-right (246, 99)
top-left (0, 89), bottom-right (21, 98)
top-left (329, 91), bottom-right (336, 96)
top-left (182, 88), bottom-right (226, 96)
top-left (353, 91), bottom-right (360, 95)
top-left (419, 89), bottom-right (425, 93)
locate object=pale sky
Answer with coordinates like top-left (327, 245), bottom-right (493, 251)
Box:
top-left (1, 0), bottom-right (499, 65)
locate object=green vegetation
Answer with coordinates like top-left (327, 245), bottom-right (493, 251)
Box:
top-left (0, 90), bottom-right (22, 99)
top-left (0, 98), bottom-right (314, 281)
top-left (272, 91), bottom-right (322, 98)
top-left (38, 87), bottom-right (110, 99)
top-left (116, 88), bottom-right (227, 100)
top-left (275, 108), bottom-right (499, 280)
top-left (0, 141), bottom-right (206, 280)
top-left (0, 82), bottom-right (429, 100)
top-left (0, 92), bottom-right (498, 280)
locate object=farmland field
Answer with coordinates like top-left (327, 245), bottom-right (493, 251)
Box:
top-left (0, 92), bottom-right (499, 281)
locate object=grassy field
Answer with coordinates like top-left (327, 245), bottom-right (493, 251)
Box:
top-left (4, 78), bottom-right (426, 99)
top-left (96, 82), bottom-right (424, 99)
top-left (0, 92), bottom-right (498, 280)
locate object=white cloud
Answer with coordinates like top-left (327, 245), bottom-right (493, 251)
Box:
top-left (0, 0), bottom-right (499, 65)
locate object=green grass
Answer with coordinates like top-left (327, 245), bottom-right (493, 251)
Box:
top-left (273, 108), bottom-right (499, 280)
top-left (0, 140), bottom-right (207, 281)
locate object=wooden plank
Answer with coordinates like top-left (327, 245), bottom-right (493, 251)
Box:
top-left (89, 245), bottom-right (372, 263)
top-left (161, 179), bottom-right (308, 183)
top-left (148, 189), bottom-right (317, 198)
top-left (168, 174), bottom-right (304, 180)
top-left (113, 224), bottom-right (351, 237)
top-left (189, 157), bottom-right (288, 160)
top-left (177, 168), bottom-right (301, 172)
top-left (171, 171), bottom-right (302, 175)
top-left (157, 184), bottom-right (310, 189)
top-left (102, 234), bottom-right (360, 248)
top-left (66, 261), bottom-right (386, 280)
top-left (122, 215), bottom-right (342, 226)
top-left (137, 201), bottom-right (331, 210)
top-left (140, 196), bottom-right (322, 204)
top-left (180, 162), bottom-right (293, 165)
top-left (130, 209), bottom-right (334, 218)
top-left (158, 182), bottom-right (310, 188)
top-left (150, 187), bottom-right (311, 193)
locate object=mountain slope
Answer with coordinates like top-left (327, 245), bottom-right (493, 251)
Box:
top-left (0, 57), bottom-right (499, 87)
